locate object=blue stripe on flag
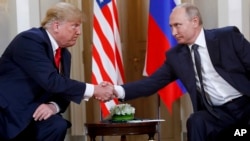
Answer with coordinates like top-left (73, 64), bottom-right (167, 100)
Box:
top-left (149, 0), bottom-right (177, 47)
top-left (96, 0), bottom-right (111, 8)
top-left (149, 0), bottom-right (187, 94)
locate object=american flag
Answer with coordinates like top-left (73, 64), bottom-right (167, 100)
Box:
top-left (91, 0), bottom-right (125, 118)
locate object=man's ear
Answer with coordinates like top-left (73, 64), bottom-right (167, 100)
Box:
top-left (52, 21), bottom-right (60, 32)
top-left (192, 16), bottom-right (199, 27)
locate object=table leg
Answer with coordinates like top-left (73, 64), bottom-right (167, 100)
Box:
top-left (121, 135), bottom-right (126, 141)
top-left (89, 135), bottom-right (96, 141)
top-left (148, 133), bottom-right (155, 141)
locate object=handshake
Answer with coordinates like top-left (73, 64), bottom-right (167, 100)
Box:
top-left (93, 81), bottom-right (118, 102)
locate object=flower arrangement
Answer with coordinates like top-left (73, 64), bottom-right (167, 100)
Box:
top-left (110, 103), bottom-right (135, 121)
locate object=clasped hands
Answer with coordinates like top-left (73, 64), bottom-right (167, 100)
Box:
top-left (93, 81), bottom-right (117, 102)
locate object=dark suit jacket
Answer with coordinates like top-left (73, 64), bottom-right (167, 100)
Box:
top-left (122, 26), bottom-right (250, 112)
top-left (0, 27), bottom-right (85, 139)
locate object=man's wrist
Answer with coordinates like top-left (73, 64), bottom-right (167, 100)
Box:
top-left (48, 102), bottom-right (60, 114)
top-left (83, 83), bottom-right (94, 101)
top-left (114, 85), bottom-right (125, 99)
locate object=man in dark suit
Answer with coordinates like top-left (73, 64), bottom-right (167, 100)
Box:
top-left (112, 3), bottom-right (250, 141)
top-left (0, 2), bottom-right (114, 141)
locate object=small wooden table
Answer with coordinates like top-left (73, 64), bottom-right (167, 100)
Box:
top-left (84, 120), bottom-right (158, 141)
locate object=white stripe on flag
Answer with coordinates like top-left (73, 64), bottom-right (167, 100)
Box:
top-left (92, 0), bottom-right (124, 118)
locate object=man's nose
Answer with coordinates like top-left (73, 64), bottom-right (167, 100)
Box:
top-left (171, 28), bottom-right (177, 36)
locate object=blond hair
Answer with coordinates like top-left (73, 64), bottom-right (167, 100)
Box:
top-left (41, 2), bottom-right (84, 28)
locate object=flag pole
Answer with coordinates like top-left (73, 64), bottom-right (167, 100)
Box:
top-left (157, 94), bottom-right (161, 140)
top-left (100, 108), bottom-right (104, 141)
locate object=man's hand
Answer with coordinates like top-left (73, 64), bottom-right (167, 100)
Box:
top-left (33, 103), bottom-right (57, 121)
top-left (94, 81), bottom-right (115, 102)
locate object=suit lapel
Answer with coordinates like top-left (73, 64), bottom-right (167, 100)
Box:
top-left (204, 30), bottom-right (235, 85)
top-left (204, 30), bottom-right (221, 67)
top-left (177, 45), bottom-right (196, 90)
top-left (40, 28), bottom-right (56, 71)
top-left (60, 49), bottom-right (71, 77)
top-left (176, 45), bottom-right (201, 110)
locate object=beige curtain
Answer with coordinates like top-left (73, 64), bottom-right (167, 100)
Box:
top-left (63, 0), bottom-right (86, 136)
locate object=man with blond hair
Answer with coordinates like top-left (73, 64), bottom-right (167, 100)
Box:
top-left (0, 2), bottom-right (114, 141)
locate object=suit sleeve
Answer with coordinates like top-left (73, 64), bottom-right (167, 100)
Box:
top-left (11, 30), bottom-right (85, 104)
top-left (48, 96), bottom-right (70, 113)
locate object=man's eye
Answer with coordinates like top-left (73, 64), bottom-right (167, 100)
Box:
top-left (175, 23), bottom-right (181, 27)
top-left (72, 24), bottom-right (80, 29)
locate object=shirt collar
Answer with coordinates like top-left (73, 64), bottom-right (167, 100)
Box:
top-left (188, 28), bottom-right (206, 50)
top-left (46, 30), bottom-right (59, 54)
top-left (195, 28), bottom-right (206, 48)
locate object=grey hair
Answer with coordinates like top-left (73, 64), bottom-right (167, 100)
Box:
top-left (177, 3), bottom-right (203, 25)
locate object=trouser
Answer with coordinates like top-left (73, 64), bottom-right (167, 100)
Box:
top-left (187, 95), bottom-right (250, 141)
top-left (9, 114), bottom-right (71, 141)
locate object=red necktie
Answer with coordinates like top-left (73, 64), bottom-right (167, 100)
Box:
top-left (55, 47), bottom-right (61, 69)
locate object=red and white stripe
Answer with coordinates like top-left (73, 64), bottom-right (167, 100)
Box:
top-left (92, 0), bottom-right (125, 118)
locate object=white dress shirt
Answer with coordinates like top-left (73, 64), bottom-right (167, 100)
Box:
top-left (190, 29), bottom-right (242, 106)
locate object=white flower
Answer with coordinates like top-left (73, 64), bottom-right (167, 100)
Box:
top-left (110, 103), bottom-right (135, 116)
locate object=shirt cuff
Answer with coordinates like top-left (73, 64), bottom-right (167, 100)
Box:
top-left (83, 83), bottom-right (94, 101)
top-left (49, 101), bottom-right (60, 113)
top-left (114, 85), bottom-right (125, 99)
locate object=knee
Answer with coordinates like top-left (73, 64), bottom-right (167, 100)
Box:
top-left (52, 118), bottom-right (69, 134)
top-left (187, 113), bottom-right (206, 129)
top-left (43, 115), bottom-right (70, 136)
top-left (34, 116), bottom-right (71, 141)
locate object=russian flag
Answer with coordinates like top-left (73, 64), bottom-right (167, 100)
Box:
top-left (143, 0), bottom-right (186, 113)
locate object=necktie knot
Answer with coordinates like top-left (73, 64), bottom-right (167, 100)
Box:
top-left (192, 44), bottom-right (199, 51)
top-left (55, 47), bottom-right (61, 69)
